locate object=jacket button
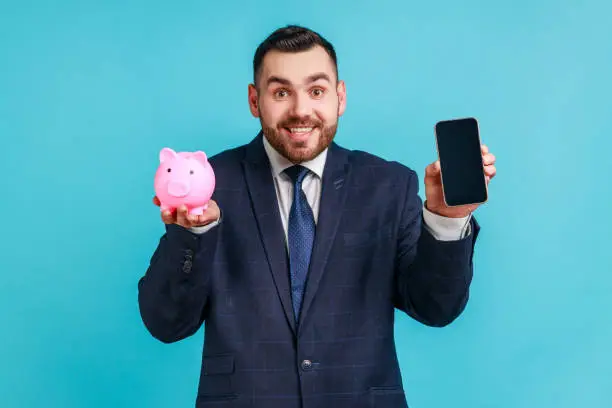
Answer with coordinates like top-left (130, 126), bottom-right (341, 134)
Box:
top-left (301, 360), bottom-right (312, 370)
top-left (182, 260), bottom-right (192, 273)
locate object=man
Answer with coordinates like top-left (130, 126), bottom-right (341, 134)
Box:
top-left (138, 25), bottom-right (497, 408)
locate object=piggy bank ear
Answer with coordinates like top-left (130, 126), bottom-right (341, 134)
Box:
top-left (192, 151), bottom-right (208, 165)
top-left (159, 148), bottom-right (176, 163)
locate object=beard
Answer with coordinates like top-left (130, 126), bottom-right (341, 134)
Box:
top-left (260, 113), bottom-right (338, 163)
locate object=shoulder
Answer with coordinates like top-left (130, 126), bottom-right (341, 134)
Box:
top-left (202, 143), bottom-right (251, 194)
top-left (205, 142), bottom-right (253, 177)
top-left (339, 146), bottom-right (422, 211)
top-left (341, 145), bottom-right (419, 184)
top-left (208, 144), bottom-right (246, 167)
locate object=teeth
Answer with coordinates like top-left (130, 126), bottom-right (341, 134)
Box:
top-left (289, 127), bottom-right (313, 133)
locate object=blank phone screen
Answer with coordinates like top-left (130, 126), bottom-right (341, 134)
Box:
top-left (435, 117), bottom-right (487, 206)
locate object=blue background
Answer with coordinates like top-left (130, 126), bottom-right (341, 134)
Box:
top-left (1, 1), bottom-right (611, 407)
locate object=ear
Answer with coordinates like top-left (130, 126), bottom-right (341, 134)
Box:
top-left (159, 147), bottom-right (176, 163)
top-left (337, 80), bottom-right (347, 117)
top-left (192, 151), bottom-right (208, 165)
top-left (248, 83), bottom-right (260, 118)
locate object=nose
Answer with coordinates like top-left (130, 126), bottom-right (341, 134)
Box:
top-left (168, 180), bottom-right (190, 197)
top-left (290, 92), bottom-right (312, 118)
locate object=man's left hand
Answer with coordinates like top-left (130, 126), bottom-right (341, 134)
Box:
top-left (424, 144), bottom-right (497, 218)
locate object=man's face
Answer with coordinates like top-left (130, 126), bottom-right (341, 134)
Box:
top-left (248, 45), bottom-right (346, 163)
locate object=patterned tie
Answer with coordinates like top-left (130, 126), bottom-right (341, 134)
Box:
top-left (284, 165), bottom-right (316, 323)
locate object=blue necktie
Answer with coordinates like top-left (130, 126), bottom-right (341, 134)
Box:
top-left (284, 165), bottom-right (316, 323)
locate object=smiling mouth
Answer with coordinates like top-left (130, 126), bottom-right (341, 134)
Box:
top-left (286, 126), bottom-right (313, 133)
top-left (282, 126), bottom-right (316, 141)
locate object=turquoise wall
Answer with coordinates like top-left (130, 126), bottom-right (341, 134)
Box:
top-left (1, 1), bottom-right (610, 407)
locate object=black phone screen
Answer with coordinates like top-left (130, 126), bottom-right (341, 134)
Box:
top-left (434, 117), bottom-right (487, 206)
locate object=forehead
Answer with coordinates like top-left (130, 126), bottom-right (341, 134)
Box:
top-left (259, 45), bottom-right (336, 85)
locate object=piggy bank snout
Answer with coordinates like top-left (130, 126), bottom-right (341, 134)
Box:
top-left (167, 180), bottom-right (190, 197)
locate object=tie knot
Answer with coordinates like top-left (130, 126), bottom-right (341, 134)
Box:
top-left (284, 165), bottom-right (309, 185)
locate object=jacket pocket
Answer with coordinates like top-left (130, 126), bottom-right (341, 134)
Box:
top-left (198, 355), bottom-right (238, 402)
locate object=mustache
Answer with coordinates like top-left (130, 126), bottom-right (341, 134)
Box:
top-left (279, 117), bottom-right (322, 128)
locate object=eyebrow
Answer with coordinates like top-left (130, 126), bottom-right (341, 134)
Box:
top-left (266, 72), bottom-right (332, 87)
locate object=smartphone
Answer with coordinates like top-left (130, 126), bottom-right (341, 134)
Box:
top-left (434, 117), bottom-right (487, 207)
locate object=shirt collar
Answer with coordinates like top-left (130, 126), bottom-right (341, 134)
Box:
top-left (262, 134), bottom-right (327, 179)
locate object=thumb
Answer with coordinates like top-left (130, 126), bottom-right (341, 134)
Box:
top-left (425, 161), bottom-right (441, 178)
top-left (153, 196), bottom-right (161, 206)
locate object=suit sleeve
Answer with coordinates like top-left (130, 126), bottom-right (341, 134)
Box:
top-left (394, 169), bottom-right (480, 327)
top-left (137, 222), bottom-right (220, 343)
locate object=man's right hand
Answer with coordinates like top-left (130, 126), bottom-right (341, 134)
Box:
top-left (153, 196), bottom-right (221, 229)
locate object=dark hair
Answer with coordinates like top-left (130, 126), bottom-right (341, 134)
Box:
top-left (253, 25), bottom-right (338, 87)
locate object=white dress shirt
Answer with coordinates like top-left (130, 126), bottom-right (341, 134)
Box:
top-left (190, 136), bottom-right (471, 240)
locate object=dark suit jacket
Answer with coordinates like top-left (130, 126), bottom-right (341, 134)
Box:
top-left (138, 132), bottom-right (480, 408)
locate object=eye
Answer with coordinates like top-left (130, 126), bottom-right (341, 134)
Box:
top-left (274, 89), bottom-right (289, 99)
top-left (190, 170), bottom-right (194, 175)
top-left (311, 88), bottom-right (324, 97)
top-left (167, 168), bottom-right (171, 172)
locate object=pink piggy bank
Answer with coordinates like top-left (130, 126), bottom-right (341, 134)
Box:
top-left (154, 147), bottom-right (216, 216)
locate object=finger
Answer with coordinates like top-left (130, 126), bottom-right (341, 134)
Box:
top-left (192, 203), bottom-right (218, 226)
top-left (153, 196), bottom-right (161, 206)
top-left (176, 205), bottom-right (189, 227)
top-left (161, 209), bottom-right (174, 224)
top-left (195, 214), bottom-right (210, 226)
top-left (187, 213), bottom-right (197, 224)
top-left (482, 153), bottom-right (496, 165)
top-left (192, 214), bottom-right (203, 225)
top-left (481, 144), bottom-right (489, 154)
top-left (194, 208), bottom-right (215, 226)
top-left (189, 212), bottom-right (212, 226)
top-left (185, 208), bottom-right (200, 224)
top-left (425, 161), bottom-right (440, 177)
top-left (484, 165), bottom-right (496, 177)
top-left (424, 163), bottom-right (442, 187)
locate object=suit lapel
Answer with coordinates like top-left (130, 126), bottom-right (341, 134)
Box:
top-left (242, 133), bottom-right (297, 335)
top-left (298, 142), bottom-right (351, 332)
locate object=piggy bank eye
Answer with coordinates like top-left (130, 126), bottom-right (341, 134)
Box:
top-left (190, 170), bottom-right (194, 175)
top-left (167, 168), bottom-right (171, 173)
